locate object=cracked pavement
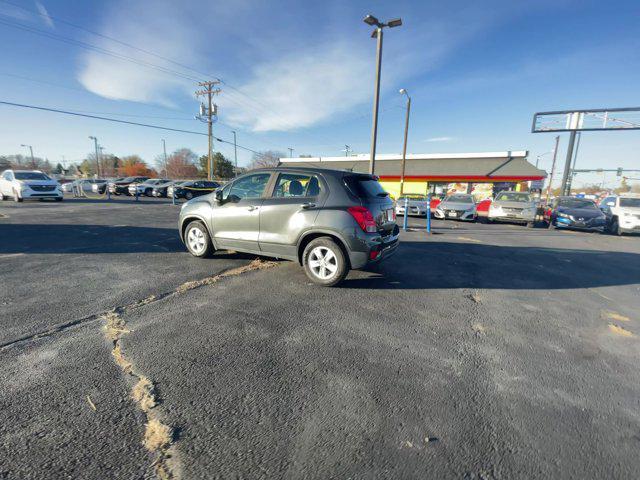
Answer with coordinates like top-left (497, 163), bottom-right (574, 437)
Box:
top-left (1, 197), bottom-right (640, 479)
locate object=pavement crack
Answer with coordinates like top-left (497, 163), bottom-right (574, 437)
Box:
top-left (1, 258), bottom-right (279, 351)
top-left (102, 309), bottom-right (179, 479)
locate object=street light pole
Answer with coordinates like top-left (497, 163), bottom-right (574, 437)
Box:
top-left (369, 26), bottom-right (384, 175)
top-left (89, 136), bottom-right (100, 177)
top-left (399, 88), bottom-right (411, 195)
top-left (363, 14), bottom-right (402, 175)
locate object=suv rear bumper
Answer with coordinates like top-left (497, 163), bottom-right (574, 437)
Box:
top-left (348, 225), bottom-right (400, 269)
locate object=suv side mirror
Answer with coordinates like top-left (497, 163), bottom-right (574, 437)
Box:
top-left (214, 189), bottom-right (223, 202)
top-left (606, 201), bottom-right (615, 207)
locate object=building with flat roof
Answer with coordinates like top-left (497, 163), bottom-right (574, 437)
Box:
top-left (279, 151), bottom-right (546, 199)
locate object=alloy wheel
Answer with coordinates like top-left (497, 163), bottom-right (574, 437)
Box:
top-left (308, 246), bottom-right (338, 280)
top-left (187, 227), bottom-right (206, 255)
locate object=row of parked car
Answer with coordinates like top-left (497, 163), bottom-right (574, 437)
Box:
top-left (394, 192), bottom-right (640, 236)
top-left (60, 176), bottom-right (222, 200)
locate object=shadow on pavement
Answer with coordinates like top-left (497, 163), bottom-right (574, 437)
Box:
top-left (0, 224), bottom-right (183, 254)
top-left (342, 241), bottom-right (640, 290)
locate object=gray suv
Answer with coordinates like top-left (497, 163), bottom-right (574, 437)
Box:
top-left (178, 167), bottom-right (399, 286)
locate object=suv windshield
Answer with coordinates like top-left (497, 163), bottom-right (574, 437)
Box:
top-left (344, 175), bottom-right (388, 198)
top-left (14, 172), bottom-right (50, 180)
top-left (620, 198), bottom-right (640, 208)
top-left (495, 192), bottom-right (531, 202)
top-left (558, 198), bottom-right (597, 209)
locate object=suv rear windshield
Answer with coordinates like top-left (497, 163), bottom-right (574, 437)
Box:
top-left (344, 175), bottom-right (388, 198)
top-left (620, 198), bottom-right (640, 208)
top-left (14, 172), bottom-right (50, 180)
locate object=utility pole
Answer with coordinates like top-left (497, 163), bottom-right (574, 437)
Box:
top-left (399, 89), bottom-right (411, 195)
top-left (288, 147), bottom-right (294, 158)
top-left (195, 80), bottom-right (220, 180)
top-left (232, 131), bottom-right (238, 170)
top-left (343, 145), bottom-right (351, 157)
top-left (544, 135), bottom-right (560, 205)
top-left (20, 144), bottom-right (35, 167)
top-left (162, 139), bottom-right (168, 177)
top-left (89, 136), bottom-right (100, 177)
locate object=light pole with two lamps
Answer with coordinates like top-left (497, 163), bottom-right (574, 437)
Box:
top-left (363, 14), bottom-right (402, 175)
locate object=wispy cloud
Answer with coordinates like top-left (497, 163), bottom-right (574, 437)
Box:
top-left (425, 136), bottom-right (453, 142)
top-left (35, 1), bottom-right (54, 28)
top-left (75, 0), bottom-right (525, 131)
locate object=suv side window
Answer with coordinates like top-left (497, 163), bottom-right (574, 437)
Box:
top-left (272, 173), bottom-right (321, 198)
top-left (229, 173), bottom-right (271, 199)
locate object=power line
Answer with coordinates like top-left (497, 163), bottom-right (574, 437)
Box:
top-left (0, 100), bottom-right (268, 157)
top-left (0, 0), bottom-right (215, 81)
top-left (0, 17), bottom-right (201, 82)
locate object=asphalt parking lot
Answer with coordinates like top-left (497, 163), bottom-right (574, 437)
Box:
top-left (1, 197), bottom-right (639, 479)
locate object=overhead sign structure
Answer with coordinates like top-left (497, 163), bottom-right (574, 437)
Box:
top-left (532, 107), bottom-right (640, 133)
top-left (531, 107), bottom-right (640, 195)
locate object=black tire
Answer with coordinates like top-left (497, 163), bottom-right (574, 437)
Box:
top-left (55, 197), bottom-right (63, 202)
top-left (610, 218), bottom-right (623, 236)
top-left (185, 191), bottom-right (194, 200)
top-left (526, 221), bottom-right (535, 228)
top-left (302, 237), bottom-right (349, 287)
top-left (184, 221), bottom-right (214, 258)
top-left (13, 190), bottom-right (22, 203)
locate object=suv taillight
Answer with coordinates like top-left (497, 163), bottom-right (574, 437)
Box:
top-left (348, 206), bottom-right (377, 233)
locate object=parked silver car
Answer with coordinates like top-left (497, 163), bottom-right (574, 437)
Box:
top-left (178, 167), bottom-right (399, 286)
top-left (395, 194), bottom-right (429, 217)
top-left (434, 194), bottom-right (476, 221)
top-left (488, 191), bottom-right (537, 227)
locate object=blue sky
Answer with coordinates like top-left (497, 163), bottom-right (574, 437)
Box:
top-left (0, 0), bottom-right (638, 188)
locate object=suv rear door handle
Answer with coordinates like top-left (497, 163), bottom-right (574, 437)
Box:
top-left (301, 202), bottom-right (316, 209)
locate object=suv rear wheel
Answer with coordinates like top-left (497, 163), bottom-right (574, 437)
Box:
top-left (303, 237), bottom-right (349, 287)
top-left (185, 220), bottom-right (214, 257)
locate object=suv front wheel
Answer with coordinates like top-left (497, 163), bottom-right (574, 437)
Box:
top-left (303, 237), bottom-right (349, 287)
top-left (185, 220), bottom-right (214, 257)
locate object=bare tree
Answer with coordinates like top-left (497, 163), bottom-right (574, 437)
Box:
top-left (248, 150), bottom-right (285, 170)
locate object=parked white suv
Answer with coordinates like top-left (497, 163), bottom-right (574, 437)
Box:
top-left (600, 194), bottom-right (640, 235)
top-left (0, 169), bottom-right (63, 202)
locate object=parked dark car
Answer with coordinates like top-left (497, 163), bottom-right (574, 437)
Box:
top-left (178, 167), bottom-right (399, 286)
top-left (545, 196), bottom-right (607, 232)
top-left (108, 176), bottom-right (150, 195)
top-left (173, 180), bottom-right (220, 200)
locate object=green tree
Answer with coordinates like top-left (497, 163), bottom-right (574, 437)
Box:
top-left (54, 163), bottom-right (64, 174)
top-left (199, 152), bottom-right (234, 179)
